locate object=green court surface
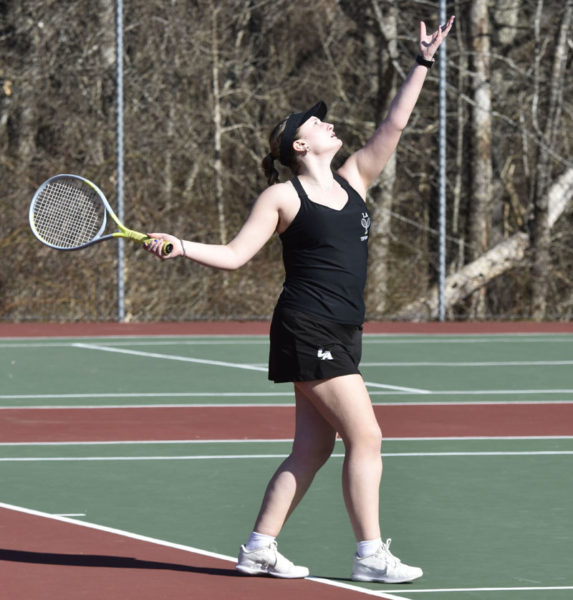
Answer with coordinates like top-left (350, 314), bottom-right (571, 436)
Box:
top-left (1, 332), bottom-right (573, 599)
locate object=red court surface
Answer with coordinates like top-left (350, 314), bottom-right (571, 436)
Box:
top-left (1, 403), bottom-right (572, 443)
top-left (2, 319), bottom-right (573, 338)
top-left (0, 506), bottom-right (388, 600)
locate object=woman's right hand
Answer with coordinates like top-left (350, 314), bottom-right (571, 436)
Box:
top-left (144, 233), bottom-right (183, 260)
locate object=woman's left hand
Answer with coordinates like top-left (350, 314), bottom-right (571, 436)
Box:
top-left (419, 15), bottom-right (455, 61)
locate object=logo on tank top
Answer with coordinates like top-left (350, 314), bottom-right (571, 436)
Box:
top-left (360, 212), bottom-right (371, 241)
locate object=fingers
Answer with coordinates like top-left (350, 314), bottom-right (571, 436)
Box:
top-left (144, 234), bottom-right (168, 259)
top-left (441, 15), bottom-right (455, 34)
top-left (420, 15), bottom-right (455, 55)
top-left (437, 15), bottom-right (455, 40)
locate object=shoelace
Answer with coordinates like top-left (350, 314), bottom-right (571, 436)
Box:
top-left (268, 541), bottom-right (295, 569)
top-left (378, 538), bottom-right (402, 568)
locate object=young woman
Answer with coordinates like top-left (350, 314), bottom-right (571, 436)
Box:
top-left (145, 16), bottom-right (455, 583)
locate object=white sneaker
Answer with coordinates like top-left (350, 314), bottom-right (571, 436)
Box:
top-left (352, 538), bottom-right (423, 583)
top-left (236, 541), bottom-right (309, 579)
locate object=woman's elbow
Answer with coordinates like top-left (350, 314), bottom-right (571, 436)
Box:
top-left (385, 115), bottom-right (407, 133)
top-left (222, 247), bottom-right (248, 271)
top-left (221, 262), bottom-right (242, 272)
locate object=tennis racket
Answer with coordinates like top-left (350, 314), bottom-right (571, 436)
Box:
top-left (29, 174), bottom-right (172, 255)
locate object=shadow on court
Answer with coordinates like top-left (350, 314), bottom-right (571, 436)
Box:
top-left (0, 548), bottom-right (240, 577)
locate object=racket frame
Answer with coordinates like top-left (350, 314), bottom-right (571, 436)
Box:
top-left (29, 174), bottom-right (170, 254)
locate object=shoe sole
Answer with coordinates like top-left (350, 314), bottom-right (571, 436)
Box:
top-left (236, 565), bottom-right (309, 579)
top-left (352, 573), bottom-right (423, 584)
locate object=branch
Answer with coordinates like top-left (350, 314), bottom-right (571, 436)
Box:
top-left (392, 167), bottom-right (573, 320)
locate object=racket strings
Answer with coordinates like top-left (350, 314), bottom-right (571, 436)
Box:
top-left (32, 179), bottom-right (105, 248)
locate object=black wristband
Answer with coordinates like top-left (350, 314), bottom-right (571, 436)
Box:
top-left (416, 54), bottom-right (435, 69)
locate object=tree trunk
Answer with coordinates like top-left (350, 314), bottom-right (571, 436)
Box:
top-left (211, 5), bottom-right (226, 246)
top-left (530, 1), bottom-right (572, 320)
top-left (12, 8), bottom-right (40, 175)
top-left (94, 0), bottom-right (115, 167)
top-left (365, 0), bottom-right (398, 317)
top-left (467, 0), bottom-right (492, 317)
top-left (493, 0), bottom-right (521, 46)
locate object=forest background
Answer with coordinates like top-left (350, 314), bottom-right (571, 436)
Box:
top-left (1, 0), bottom-right (572, 323)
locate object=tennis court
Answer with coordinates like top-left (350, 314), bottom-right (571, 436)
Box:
top-left (1, 323), bottom-right (572, 600)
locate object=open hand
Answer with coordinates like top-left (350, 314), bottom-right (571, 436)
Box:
top-left (419, 15), bottom-right (455, 61)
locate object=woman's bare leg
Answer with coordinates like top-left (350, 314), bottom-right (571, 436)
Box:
top-left (295, 374), bottom-right (382, 541)
top-left (252, 386), bottom-right (337, 536)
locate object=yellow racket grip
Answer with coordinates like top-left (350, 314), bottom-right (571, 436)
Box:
top-left (116, 231), bottom-right (172, 255)
top-left (144, 236), bottom-right (173, 256)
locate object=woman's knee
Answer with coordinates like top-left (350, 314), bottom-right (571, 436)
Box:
top-left (344, 424), bottom-right (382, 455)
top-left (292, 434), bottom-right (336, 469)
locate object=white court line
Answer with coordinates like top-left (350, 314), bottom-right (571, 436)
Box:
top-left (365, 382), bottom-right (429, 394)
top-left (1, 450), bottom-right (572, 462)
top-left (2, 333), bottom-right (573, 347)
top-left (8, 339), bottom-right (573, 350)
top-left (381, 586), bottom-right (573, 594)
top-left (363, 336), bottom-right (573, 344)
top-left (0, 455), bottom-right (296, 462)
top-left (0, 403), bottom-right (304, 410)
top-left (0, 392), bottom-right (295, 399)
top-left (418, 390), bottom-right (573, 396)
top-left (2, 400), bottom-right (573, 410)
top-left (0, 340), bottom-right (268, 348)
top-left (72, 342), bottom-right (268, 372)
top-left (72, 342), bottom-right (430, 394)
top-left (361, 360), bottom-right (573, 367)
top-left (2, 435), bottom-right (571, 447)
top-left (0, 502), bottom-right (410, 600)
top-left (304, 577), bottom-right (410, 599)
top-left (2, 397), bottom-right (573, 410)
top-left (4, 390), bottom-right (573, 403)
top-left (4, 390), bottom-right (573, 400)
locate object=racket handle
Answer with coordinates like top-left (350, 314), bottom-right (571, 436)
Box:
top-left (162, 242), bottom-right (173, 256)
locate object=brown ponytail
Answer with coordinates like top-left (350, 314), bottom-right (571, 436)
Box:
top-left (261, 115), bottom-right (299, 186)
top-left (262, 152), bottom-right (280, 186)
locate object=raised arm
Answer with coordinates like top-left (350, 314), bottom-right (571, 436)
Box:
top-left (338, 16), bottom-right (455, 196)
top-left (145, 184), bottom-right (285, 270)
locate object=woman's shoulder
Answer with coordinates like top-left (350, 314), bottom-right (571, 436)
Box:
top-left (257, 179), bottom-right (298, 207)
top-left (256, 180), bottom-right (301, 235)
top-left (335, 162), bottom-right (367, 200)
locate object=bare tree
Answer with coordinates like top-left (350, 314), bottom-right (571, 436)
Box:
top-left (493, 0), bottom-right (522, 46)
top-left (395, 167), bottom-right (573, 320)
top-left (467, 0), bottom-right (493, 317)
top-left (7, 5), bottom-right (41, 176)
top-left (365, 0), bottom-right (399, 316)
top-left (530, 0), bottom-right (572, 319)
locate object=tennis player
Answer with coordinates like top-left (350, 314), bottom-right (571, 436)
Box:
top-left (145, 16), bottom-right (454, 583)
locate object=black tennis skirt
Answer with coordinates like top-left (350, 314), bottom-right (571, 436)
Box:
top-left (268, 305), bottom-right (363, 383)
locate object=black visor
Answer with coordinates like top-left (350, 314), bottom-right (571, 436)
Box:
top-left (278, 101), bottom-right (327, 167)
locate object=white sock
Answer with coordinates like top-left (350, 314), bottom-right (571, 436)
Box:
top-left (245, 531), bottom-right (276, 551)
top-left (357, 537), bottom-right (382, 558)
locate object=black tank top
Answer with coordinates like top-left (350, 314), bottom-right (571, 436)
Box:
top-left (277, 172), bottom-right (371, 325)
